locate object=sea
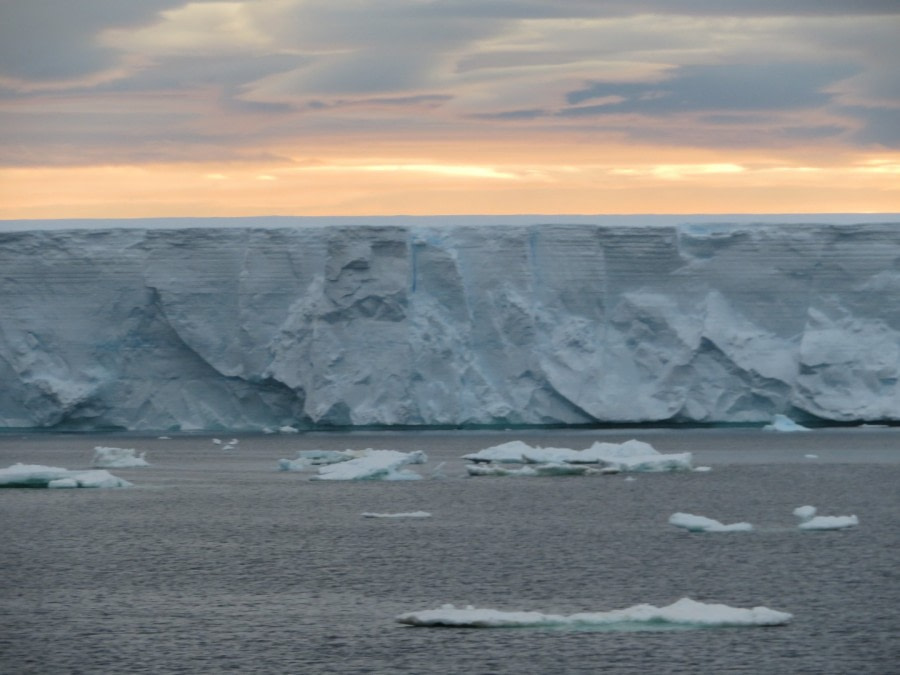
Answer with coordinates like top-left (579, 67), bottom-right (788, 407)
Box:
top-left (1, 427), bottom-right (898, 674)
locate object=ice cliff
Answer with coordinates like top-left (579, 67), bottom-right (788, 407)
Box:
top-left (1, 218), bottom-right (898, 430)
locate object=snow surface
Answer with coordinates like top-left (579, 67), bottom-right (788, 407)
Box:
top-left (309, 449), bottom-right (427, 481)
top-left (764, 414), bottom-right (811, 432)
top-left (2, 219), bottom-right (899, 430)
top-left (464, 439), bottom-right (692, 473)
top-left (0, 463), bottom-right (132, 488)
top-left (793, 505), bottom-right (858, 530)
top-left (669, 512), bottom-right (754, 532)
top-left (362, 511), bottom-right (431, 518)
top-left (92, 446), bottom-right (149, 468)
top-left (396, 598), bottom-right (792, 628)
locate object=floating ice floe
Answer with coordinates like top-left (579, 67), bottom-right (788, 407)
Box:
top-left (278, 450), bottom-right (358, 472)
top-left (763, 414), bottom-right (811, 432)
top-left (92, 446), bottom-right (150, 468)
top-left (362, 511), bottom-right (432, 518)
top-left (279, 426), bottom-right (299, 434)
top-left (793, 505), bottom-right (858, 530)
top-left (467, 463), bottom-right (616, 477)
top-left (0, 463), bottom-right (132, 489)
top-left (669, 512), bottom-right (753, 532)
top-left (310, 450), bottom-right (427, 481)
top-left (396, 598), bottom-right (791, 629)
top-left (463, 439), bottom-right (692, 475)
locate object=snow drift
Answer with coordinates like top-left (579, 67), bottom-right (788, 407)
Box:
top-left (2, 219), bottom-right (898, 430)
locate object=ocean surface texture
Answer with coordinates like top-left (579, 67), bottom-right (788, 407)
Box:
top-left (1, 428), bottom-right (897, 674)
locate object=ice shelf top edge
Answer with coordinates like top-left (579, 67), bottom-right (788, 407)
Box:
top-left (1, 213), bottom-right (898, 233)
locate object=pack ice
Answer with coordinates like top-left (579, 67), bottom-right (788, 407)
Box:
top-left (1, 218), bottom-right (898, 431)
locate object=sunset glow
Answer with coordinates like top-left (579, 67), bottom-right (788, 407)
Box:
top-left (1, 2), bottom-right (898, 218)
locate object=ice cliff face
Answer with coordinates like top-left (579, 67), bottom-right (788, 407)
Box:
top-left (1, 220), bottom-right (898, 430)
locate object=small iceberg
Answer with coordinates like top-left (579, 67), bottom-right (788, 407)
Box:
top-left (793, 505), bottom-right (858, 530)
top-left (763, 414), bottom-right (810, 432)
top-left (310, 449), bottom-right (427, 481)
top-left (0, 463), bottom-right (132, 489)
top-left (669, 512), bottom-right (753, 533)
top-left (463, 439), bottom-right (691, 474)
top-left (466, 463), bottom-right (616, 477)
top-left (396, 598), bottom-right (791, 629)
top-left (362, 511), bottom-right (431, 518)
top-left (278, 450), bottom-right (358, 472)
top-left (92, 446), bottom-right (150, 468)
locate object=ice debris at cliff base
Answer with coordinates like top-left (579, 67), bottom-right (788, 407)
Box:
top-left (0, 463), bottom-right (132, 488)
top-left (309, 450), bottom-right (427, 481)
top-left (362, 511), bottom-right (432, 518)
top-left (763, 414), bottom-right (811, 432)
top-left (396, 598), bottom-right (791, 628)
top-left (793, 505), bottom-right (858, 530)
top-left (92, 446), bottom-right (149, 468)
top-left (464, 439), bottom-right (692, 474)
top-left (669, 512), bottom-right (754, 532)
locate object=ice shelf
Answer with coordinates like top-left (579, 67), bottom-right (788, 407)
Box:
top-left (1, 218), bottom-right (898, 430)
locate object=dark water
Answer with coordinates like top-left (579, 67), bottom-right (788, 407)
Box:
top-left (1, 428), bottom-right (898, 674)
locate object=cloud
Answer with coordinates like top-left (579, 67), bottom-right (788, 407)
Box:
top-left (1, 0), bottom-right (899, 178)
top-left (0, 1), bottom-right (199, 83)
top-left (565, 61), bottom-right (858, 114)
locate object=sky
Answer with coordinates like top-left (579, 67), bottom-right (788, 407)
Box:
top-left (1, 0), bottom-right (899, 219)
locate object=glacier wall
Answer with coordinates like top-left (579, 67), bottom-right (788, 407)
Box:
top-left (1, 220), bottom-right (898, 430)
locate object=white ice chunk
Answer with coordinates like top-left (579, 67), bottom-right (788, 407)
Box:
top-left (799, 515), bottom-right (859, 530)
top-left (794, 505), bottom-right (858, 530)
top-left (464, 439), bottom-right (691, 472)
top-left (462, 441), bottom-right (535, 463)
top-left (669, 512), bottom-right (753, 532)
top-left (466, 463), bottom-right (616, 477)
top-left (763, 414), bottom-right (811, 432)
top-left (361, 511), bottom-right (431, 518)
top-left (310, 449), bottom-right (427, 481)
top-left (0, 463), bottom-right (132, 489)
top-left (581, 440), bottom-right (693, 472)
top-left (396, 598), bottom-right (791, 628)
top-left (92, 446), bottom-right (149, 468)
top-left (793, 505), bottom-right (817, 521)
top-left (278, 449), bottom-right (357, 471)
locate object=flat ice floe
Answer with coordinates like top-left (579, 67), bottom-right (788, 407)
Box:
top-left (92, 446), bottom-right (150, 468)
top-left (309, 449), bottom-right (427, 481)
top-left (278, 449), bottom-right (358, 472)
top-left (463, 439), bottom-right (692, 474)
top-left (466, 463), bottom-right (616, 477)
top-left (793, 505), bottom-right (858, 530)
top-left (396, 598), bottom-right (791, 628)
top-left (362, 511), bottom-right (431, 518)
top-left (669, 512), bottom-right (754, 532)
top-left (0, 463), bottom-right (132, 488)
